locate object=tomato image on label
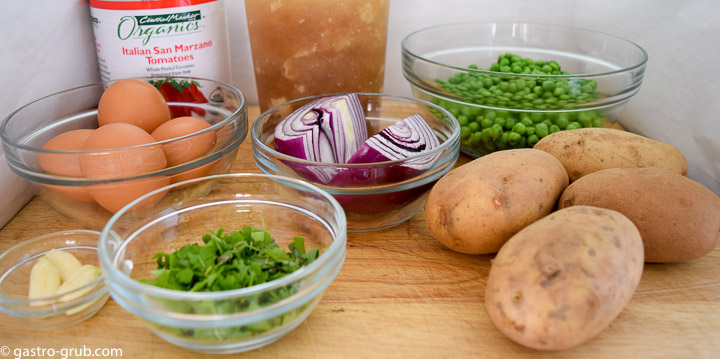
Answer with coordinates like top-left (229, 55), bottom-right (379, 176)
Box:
top-left (150, 78), bottom-right (209, 118)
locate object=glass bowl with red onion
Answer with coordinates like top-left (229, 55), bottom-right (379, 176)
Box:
top-left (251, 93), bottom-right (460, 232)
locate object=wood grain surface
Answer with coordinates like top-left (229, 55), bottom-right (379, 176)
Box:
top-left (0, 107), bottom-right (718, 358)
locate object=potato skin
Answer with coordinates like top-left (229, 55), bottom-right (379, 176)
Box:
top-left (424, 149), bottom-right (568, 254)
top-left (559, 167), bottom-right (720, 263)
top-left (533, 128), bottom-right (688, 182)
top-left (485, 206), bottom-right (644, 351)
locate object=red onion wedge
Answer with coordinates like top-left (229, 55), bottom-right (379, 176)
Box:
top-left (329, 114), bottom-right (440, 186)
top-left (346, 113), bottom-right (439, 166)
top-left (274, 93), bottom-right (367, 164)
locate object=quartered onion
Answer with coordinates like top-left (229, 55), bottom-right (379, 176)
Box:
top-left (346, 113), bottom-right (440, 166)
top-left (274, 93), bottom-right (367, 164)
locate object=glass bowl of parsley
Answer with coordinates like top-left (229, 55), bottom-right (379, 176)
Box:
top-left (97, 173), bottom-right (347, 354)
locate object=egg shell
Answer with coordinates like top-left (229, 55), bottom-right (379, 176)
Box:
top-left (151, 116), bottom-right (216, 166)
top-left (37, 129), bottom-right (96, 202)
top-left (98, 79), bottom-right (171, 133)
top-left (88, 176), bottom-right (170, 213)
top-left (79, 123), bottom-right (167, 179)
top-left (43, 184), bottom-right (95, 203)
top-left (170, 158), bottom-right (220, 187)
top-left (38, 129), bottom-right (94, 176)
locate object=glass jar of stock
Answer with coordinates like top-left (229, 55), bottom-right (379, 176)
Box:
top-left (245, 0), bottom-right (390, 112)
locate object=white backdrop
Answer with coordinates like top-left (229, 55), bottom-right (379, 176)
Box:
top-left (1, 0), bottom-right (719, 227)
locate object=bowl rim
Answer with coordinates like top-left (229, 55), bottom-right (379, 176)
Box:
top-left (98, 172), bottom-right (348, 301)
top-left (0, 76), bottom-right (247, 155)
top-left (401, 21), bottom-right (649, 78)
top-left (0, 230), bottom-right (106, 309)
top-left (250, 92), bottom-right (461, 167)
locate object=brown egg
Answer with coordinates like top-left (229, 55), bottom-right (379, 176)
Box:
top-left (88, 176), bottom-right (170, 213)
top-left (38, 129), bottom-right (94, 176)
top-left (151, 116), bottom-right (216, 166)
top-left (79, 123), bottom-right (168, 213)
top-left (171, 158), bottom-right (220, 187)
top-left (80, 123), bottom-right (166, 179)
top-left (37, 129), bottom-right (95, 202)
top-left (98, 79), bottom-right (171, 133)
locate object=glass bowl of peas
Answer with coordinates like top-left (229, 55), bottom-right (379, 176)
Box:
top-left (401, 22), bottom-right (648, 157)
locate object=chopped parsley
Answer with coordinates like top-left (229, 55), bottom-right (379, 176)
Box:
top-left (142, 226), bottom-right (319, 292)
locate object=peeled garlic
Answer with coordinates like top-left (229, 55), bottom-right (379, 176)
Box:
top-left (28, 257), bottom-right (61, 306)
top-left (57, 264), bottom-right (103, 316)
top-left (44, 249), bottom-right (82, 282)
top-left (56, 264), bottom-right (102, 302)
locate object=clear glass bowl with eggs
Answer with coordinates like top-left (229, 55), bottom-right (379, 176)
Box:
top-left (0, 77), bottom-right (247, 229)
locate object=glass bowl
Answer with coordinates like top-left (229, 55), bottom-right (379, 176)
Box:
top-left (0, 230), bottom-right (109, 329)
top-left (1, 77), bottom-right (247, 229)
top-left (251, 92), bottom-right (461, 232)
top-left (402, 22), bottom-right (648, 157)
top-left (98, 173), bottom-right (346, 354)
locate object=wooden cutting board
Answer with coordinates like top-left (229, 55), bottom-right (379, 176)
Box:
top-left (0, 107), bottom-right (718, 358)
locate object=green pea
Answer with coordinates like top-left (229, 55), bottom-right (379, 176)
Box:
top-left (549, 124), bottom-right (561, 134)
top-left (512, 122), bottom-right (527, 135)
top-left (517, 136), bottom-right (528, 148)
top-left (497, 132), bottom-right (509, 149)
top-left (542, 119), bottom-right (553, 128)
top-left (457, 115), bottom-right (469, 126)
top-left (555, 115), bottom-right (569, 130)
top-left (507, 132), bottom-right (521, 146)
top-left (578, 112), bottom-right (592, 127)
top-left (480, 128), bottom-right (492, 142)
top-left (468, 122), bottom-right (480, 132)
top-left (460, 126), bottom-right (471, 139)
top-left (521, 117), bottom-right (533, 127)
top-left (592, 118), bottom-right (604, 127)
top-left (526, 126), bottom-right (536, 136)
top-left (527, 134), bottom-right (540, 147)
top-left (566, 122), bottom-right (581, 130)
top-left (481, 118), bottom-right (494, 128)
top-left (485, 110), bottom-right (497, 121)
top-left (470, 131), bottom-right (483, 145)
top-left (533, 86), bottom-right (543, 96)
top-left (504, 117), bottom-right (517, 131)
top-left (490, 124), bottom-right (504, 138)
top-left (494, 117), bottom-right (506, 127)
top-left (535, 123), bottom-right (549, 138)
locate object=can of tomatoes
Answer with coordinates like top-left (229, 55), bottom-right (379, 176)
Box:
top-left (89, 0), bottom-right (231, 82)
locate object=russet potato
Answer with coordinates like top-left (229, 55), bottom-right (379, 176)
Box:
top-left (485, 206), bottom-right (644, 351)
top-left (425, 149), bottom-right (568, 254)
top-left (559, 167), bottom-right (720, 262)
top-left (533, 128), bottom-right (688, 182)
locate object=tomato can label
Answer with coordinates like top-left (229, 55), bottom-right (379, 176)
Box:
top-left (89, 0), bottom-right (230, 82)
